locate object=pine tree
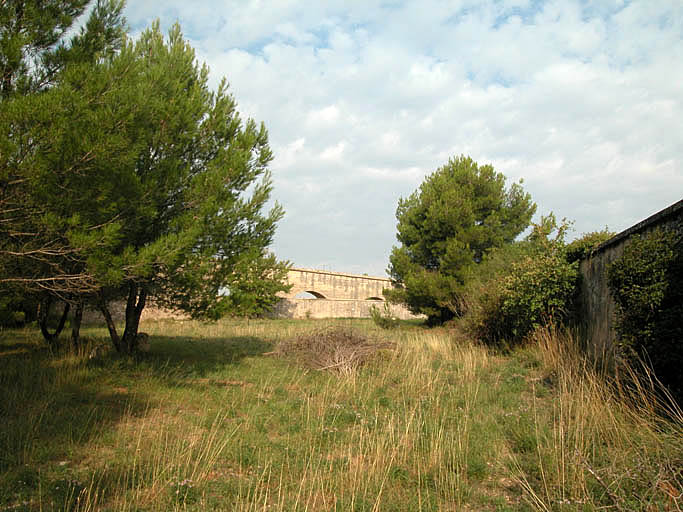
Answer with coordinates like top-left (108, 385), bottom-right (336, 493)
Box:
top-left (386, 155), bottom-right (536, 324)
top-left (0, 1), bottom-right (126, 346)
top-left (1, 15), bottom-right (290, 352)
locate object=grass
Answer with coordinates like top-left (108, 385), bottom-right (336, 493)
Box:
top-left (0, 318), bottom-right (681, 511)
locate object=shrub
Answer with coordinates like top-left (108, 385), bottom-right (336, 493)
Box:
top-left (565, 228), bottom-right (614, 263)
top-left (0, 287), bottom-right (37, 327)
top-left (461, 243), bottom-right (522, 344)
top-left (607, 227), bottom-right (683, 399)
top-left (370, 302), bottom-right (400, 329)
top-left (498, 247), bottom-right (578, 342)
top-left (464, 215), bottom-right (579, 346)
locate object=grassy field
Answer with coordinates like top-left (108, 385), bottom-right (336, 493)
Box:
top-left (1, 318), bottom-right (681, 511)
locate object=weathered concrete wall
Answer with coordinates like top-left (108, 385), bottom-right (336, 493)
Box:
top-left (81, 267), bottom-right (423, 323)
top-left (273, 267), bottom-right (423, 320)
top-left (82, 300), bottom-right (187, 324)
top-left (85, 297), bottom-right (419, 323)
top-left (579, 198), bottom-right (683, 357)
top-left (282, 268), bottom-right (390, 300)
top-left (269, 298), bottom-right (418, 320)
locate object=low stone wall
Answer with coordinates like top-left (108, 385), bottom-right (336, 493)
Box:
top-left (578, 198), bottom-right (683, 357)
top-left (82, 301), bottom-right (187, 324)
top-left (269, 298), bottom-right (421, 320)
top-left (82, 298), bottom-right (421, 323)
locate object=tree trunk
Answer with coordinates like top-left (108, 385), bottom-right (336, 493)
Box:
top-left (71, 301), bottom-right (83, 349)
top-left (98, 294), bottom-right (121, 353)
top-left (38, 296), bottom-right (70, 350)
top-left (121, 283), bottom-right (147, 354)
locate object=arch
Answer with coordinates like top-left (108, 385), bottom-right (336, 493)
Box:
top-left (294, 290), bottom-right (327, 299)
top-left (366, 296), bottom-right (384, 301)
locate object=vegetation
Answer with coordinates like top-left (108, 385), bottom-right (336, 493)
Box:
top-left (369, 302), bottom-right (400, 330)
top-left (0, 0), bottom-right (127, 343)
top-left (565, 228), bottom-right (614, 263)
top-left (0, 285), bottom-right (37, 327)
top-left (386, 155), bottom-right (536, 325)
top-left (276, 325), bottom-right (395, 375)
top-left (462, 215), bottom-right (585, 347)
top-left (1, 3), bottom-right (289, 353)
top-left (607, 227), bottom-right (683, 400)
top-left (0, 0), bottom-right (122, 99)
top-left (1, 4), bottom-right (680, 510)
top-left (1, 318), bottom-right (680, 510)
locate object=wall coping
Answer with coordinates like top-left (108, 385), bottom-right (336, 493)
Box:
top-left (282, 297), bottom-right (385, 302)
top-left (290, 267), bottom-right (392, 283)
top-left (586, 198), bottom-right (683, 257)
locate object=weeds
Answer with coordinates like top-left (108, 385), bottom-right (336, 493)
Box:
top-left (509, 326), bottom-right (683, 511)
top-left (1, 318), bottom-right (681, 510)
top-left (370, 302), bottom-right (400, 330)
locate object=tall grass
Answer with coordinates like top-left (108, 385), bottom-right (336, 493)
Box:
top-left (510, 326), bottom-right (683, 511)
top-left (1, 318), bottom-right (681, 510)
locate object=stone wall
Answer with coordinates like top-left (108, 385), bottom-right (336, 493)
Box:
top-left (80, 267), bottom-right (424, 323)
top-left (578, 198), bottom-right (683, 357)
top-left (282, 268), bottom-right (392, 300)
top-left (84, 298), bottom-right (419, 323)
top-left (273, 267), bottom-right (424, 320)
top-left (269, 298), bottom-right (419, 320)
top-left (81, 301), bottom-right (187, 324)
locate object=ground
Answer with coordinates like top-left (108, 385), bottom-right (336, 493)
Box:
top-left (0, 318), bottom-right (681, 511)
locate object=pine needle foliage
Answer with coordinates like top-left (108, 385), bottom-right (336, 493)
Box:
top-left (386, 155), bottom-right (535, 324)
top-left (1, 11), bottom-right (290, 351)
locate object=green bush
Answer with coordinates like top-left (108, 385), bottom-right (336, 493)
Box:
top-left (370, 302), bottom-right (400, 330)
top-left (464, 215), bottom-right (579, 346)
top-left (565, 228), bottom-right (614, 263)
top-left (0, 286), bottom-right (37, 327)
top-left (607, 227), bottom-right (683, 399)
top-left (461, 243), bottom-right (523, 344)
top-left (498, 247), bottom-right (578, 342)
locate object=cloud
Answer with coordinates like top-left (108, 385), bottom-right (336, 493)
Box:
top-left (124, 0), bottom-right (683, 276)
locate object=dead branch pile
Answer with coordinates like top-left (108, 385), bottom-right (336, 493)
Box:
top-left (276, 326), bottom-right (396, 375)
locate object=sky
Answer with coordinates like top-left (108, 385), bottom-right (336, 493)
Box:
top-left (123, 0), bottom-right (683, 277)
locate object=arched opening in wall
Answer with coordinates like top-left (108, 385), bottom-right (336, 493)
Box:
top-left (366, 297), bottom-right (384, 301)
top-left (294, 290), bottom-right (327, 299)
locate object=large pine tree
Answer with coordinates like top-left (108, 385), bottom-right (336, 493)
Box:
top-left (386, 155), bottom-right (536, 324)
top-left (1, 8), bottom-right (290, 352)
top-left (0, 1), bottom-right (127, 342)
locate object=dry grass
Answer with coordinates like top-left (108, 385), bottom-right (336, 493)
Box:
top-left (1, 318), bottom-right (682, 510)
top-left (510, 325), bottom-right (683, 511)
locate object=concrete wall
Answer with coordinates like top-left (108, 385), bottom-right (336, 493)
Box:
top-left (282, 268), bottom-right (390, 300)
top-left (82, 267), bottom-right (424, 323)
top-left (273, 267), bottom-right (423, 320)
top-left (269, 298), bottom-right (418, 320)
top-left (579, 198), bottom-right (683, 357)
top-left (82, 300), bottom-right (187, 324)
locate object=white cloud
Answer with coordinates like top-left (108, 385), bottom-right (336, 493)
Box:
top-left (306, 105), bottom-right (341, 125)
top-left (124, 0), bottom-right (683, 275)
top-left (319, 141), bottom-right (346, 161)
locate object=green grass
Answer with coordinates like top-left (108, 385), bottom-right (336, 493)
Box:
top-left (0, 319), bottom-right (681, 511)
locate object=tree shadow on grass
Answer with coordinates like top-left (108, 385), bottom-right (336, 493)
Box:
top-left (0, 330), bottom-right (275, 508)
top-left (0, 341), bottom-right (151, 506)
top-left (132, 334), bottom-right (274, 380)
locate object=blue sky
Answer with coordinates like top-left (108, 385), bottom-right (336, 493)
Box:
top-left (124, 0), bottom-right (683, 276)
